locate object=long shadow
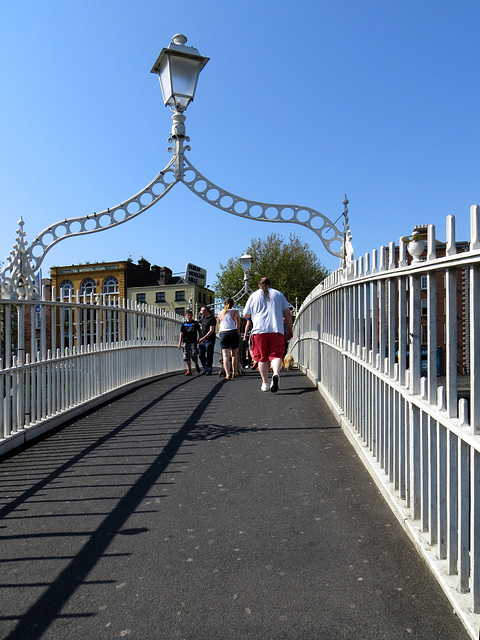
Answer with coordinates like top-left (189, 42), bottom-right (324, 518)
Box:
top-left (279, 387), bottom-right (318, 396)
top-left (1, 378), bottom-right (225, 640)
top-left (185, 422), bottom-right (339, 441)
top-left (0, 378), bottom-right (191, 520)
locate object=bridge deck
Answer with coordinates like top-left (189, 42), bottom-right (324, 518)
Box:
top-left (0, 369), bottom-right (470, 640)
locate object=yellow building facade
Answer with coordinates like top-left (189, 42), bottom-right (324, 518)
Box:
top-left (50, 258), bottom-right (215, 318)
top-left (50, 261), bottom-right (129, 299)
top-left (127, 281), bottom-right (214, 317)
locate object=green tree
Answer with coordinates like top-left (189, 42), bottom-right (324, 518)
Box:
top-left (214, 233), bottom-right (329, 307)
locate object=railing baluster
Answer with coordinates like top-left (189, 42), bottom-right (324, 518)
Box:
top-left (409, 273), bottom-right (422, 395)
top-left (472, 450), bottom-right (480, 612)
top-left (437, 423), bottom-right (448, 560)
top-left (459, 440), bottom-right (470, 593)
top-left (447, 431), bottom-right (459, 575)
top-left (446, 215), bottom-right (458, 418)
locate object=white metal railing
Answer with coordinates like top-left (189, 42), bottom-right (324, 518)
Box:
top-left (0, 288), bottom-right (185, 456)
top-left (289, 205), bottom-right (480, 639)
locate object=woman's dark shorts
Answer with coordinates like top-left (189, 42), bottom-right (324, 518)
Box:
top-left (219, 329), bottom-right (240, 350)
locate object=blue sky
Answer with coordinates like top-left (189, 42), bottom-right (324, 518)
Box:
top-left (1, 1), bottom-right (479, 290)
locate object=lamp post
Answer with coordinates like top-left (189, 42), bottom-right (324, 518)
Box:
top-left (239, 252), bottom-right (252, 296)
top-left (151, 34), bottom-right (209, 182)
top-left (1, 34), bottom-right (351, 301)
top-left (213, 251), bottom-right (253, 313)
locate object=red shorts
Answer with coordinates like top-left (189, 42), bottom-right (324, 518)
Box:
top-left (250, 333), bottom-right (285, 362)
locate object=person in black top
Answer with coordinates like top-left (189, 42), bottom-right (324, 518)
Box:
top-left (178, 309), bottom-right (201, 376)
top-left (198, 306), bottom-right (216, 375)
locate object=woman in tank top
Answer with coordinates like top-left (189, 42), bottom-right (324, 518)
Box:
top-left (217, 298), bottom-right (241, 380)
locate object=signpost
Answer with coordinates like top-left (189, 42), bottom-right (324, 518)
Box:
top-left (185, 263), bottom-right (206, 285)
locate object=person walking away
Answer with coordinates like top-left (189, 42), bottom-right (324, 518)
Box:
top-left (217, 298), bottom-right (241, 380)
top-left (198, 306), bottom-right (216, 375)
top-left (177, 309), bottom-right (201, 375)
top-left (243, 277), bottom-right (293, 393)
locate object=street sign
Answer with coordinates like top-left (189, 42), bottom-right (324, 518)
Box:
top-left (185, 263), bottom-right (207, 285)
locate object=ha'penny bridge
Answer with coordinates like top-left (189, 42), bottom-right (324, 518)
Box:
top-left (1, 34), bottom-right (479, 640)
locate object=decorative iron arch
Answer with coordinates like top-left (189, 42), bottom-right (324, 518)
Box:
top-left (0, 50), bottom-right (351, 300)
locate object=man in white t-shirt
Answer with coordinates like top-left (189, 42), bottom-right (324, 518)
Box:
top-left (243, 277), bottom-right (293, 393)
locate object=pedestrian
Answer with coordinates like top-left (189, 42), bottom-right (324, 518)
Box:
top-left (243, 277), bottom-right (293, 393)
top-left (245, 329), bottom-right (257, 369)
top-left (217, 298), bottom-right (241, 380)
top-left (198, 305), bottom-right (217, 375)
top-left (177, 309), bottom-right (201, 376)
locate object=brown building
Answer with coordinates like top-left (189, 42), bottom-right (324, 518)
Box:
top-left (385, 230), bottom-right (469, 377)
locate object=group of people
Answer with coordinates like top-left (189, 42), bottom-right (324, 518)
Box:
top-left (178, 277), bottom-right (293, 393)
top-left (177, 306), bottom-right (216, 376)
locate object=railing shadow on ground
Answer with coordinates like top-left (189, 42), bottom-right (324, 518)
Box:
top-left (0, 376), bottom-right (226, 640)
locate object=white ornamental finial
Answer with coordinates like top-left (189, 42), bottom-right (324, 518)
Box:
top-left (0, 217), bottom-right (39, 300)
top-left (172, 34), bottom-right (187, 46)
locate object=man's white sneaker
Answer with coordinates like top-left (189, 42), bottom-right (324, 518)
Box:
top-left (261, 382), bottom-right (270, 392)
top-left (270, 374), bottom-right (279, 393)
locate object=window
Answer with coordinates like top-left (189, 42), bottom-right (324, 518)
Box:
top-left (421, 299), bottom-right (428, 316)
top-left (421, 276), bottom-right (428, 290)
top-left (421, 325), bottom-right (428, 345)
top-left (175, 290), bottom-right (186, 301)
top-left (59, 280), bottom-right (74, 299)
top-left (103, 276), bottom-right (119, 294)
top-left (136, 293), bottom-right (146, 304)
top-left (156, 292), bottom-right (166, 303)
top-left (80, 278), bottom-right (96, 296)
top-left (175, 307), bottom-right (185, 316)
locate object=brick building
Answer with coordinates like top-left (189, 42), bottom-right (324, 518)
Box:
top-left (50, 257), bottom-right (215, 316)
top-left (386, 231), bottom-right (469, 376)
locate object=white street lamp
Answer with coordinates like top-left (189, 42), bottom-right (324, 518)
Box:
top-left (213, 251), bottom-right (253, 312)
top-left (239, 252), bottom-right (252, 297)
top-left (239, 252), bottom-right (252, 275)
top-left (151, 34), bottom-right (209, 112)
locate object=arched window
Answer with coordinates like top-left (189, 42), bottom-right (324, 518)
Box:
top-left (59, 280), bottom-right (74, 299)
top-left (80, 278), bottom-right (96, 296)
top-left (103, 276), bottom-right (119, 294)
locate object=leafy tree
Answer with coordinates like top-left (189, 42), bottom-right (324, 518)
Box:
top-left (214, 233), bottom-right (329, 308)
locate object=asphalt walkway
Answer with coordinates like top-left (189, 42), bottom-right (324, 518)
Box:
top-left (0, 368), bottom-right (470, 640)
